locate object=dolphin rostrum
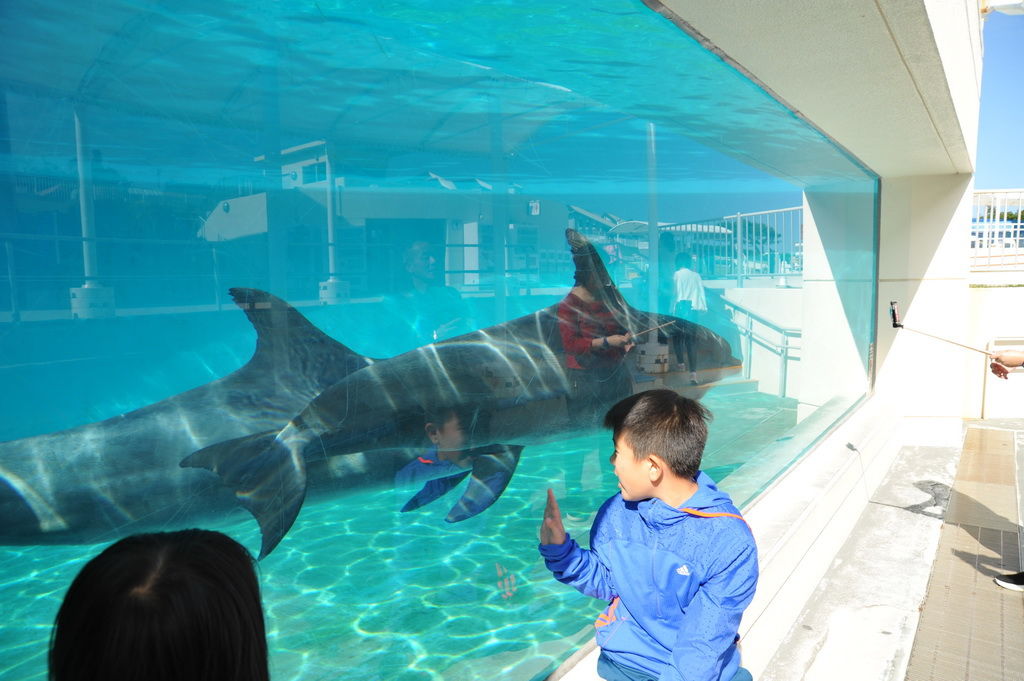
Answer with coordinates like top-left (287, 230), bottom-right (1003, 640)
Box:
top-left (0, 288), bottom-right (372, 546)
top-left (186, 229), bottom-right (741, 558)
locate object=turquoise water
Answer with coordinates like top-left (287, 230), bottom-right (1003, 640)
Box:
top-left (0, 0), bottom-right (875, 678)
top-left (0, 389), bottom-right (791, 681)
top-left (0, 435), bottom-right (609, 681)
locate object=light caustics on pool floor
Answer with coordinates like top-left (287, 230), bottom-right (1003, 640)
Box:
top-left (0, 390), bottom-right (793, 681)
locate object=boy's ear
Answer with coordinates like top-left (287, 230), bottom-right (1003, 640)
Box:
top-left (424, 423), bottom-right (439, 442)
top-left (647, 454), bottom-right (665, 482)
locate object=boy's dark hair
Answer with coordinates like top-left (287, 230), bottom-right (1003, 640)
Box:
top-left (49, 529), bottom-right (268, 681)
top-left (421, 401), bottom-right (489, 438)
top-left (425, 405), bottom-right (468, 428)
top-left (603, 389), bottom-right (711, 479)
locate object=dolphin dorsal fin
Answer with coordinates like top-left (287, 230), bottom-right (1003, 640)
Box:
top-left (565, 229), bottom-right (632, 326)
top-left (228, 288), bottom-right (371, 380)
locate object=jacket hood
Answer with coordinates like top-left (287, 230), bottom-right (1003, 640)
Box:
top-left (635, 471), bottom-right (736, 528)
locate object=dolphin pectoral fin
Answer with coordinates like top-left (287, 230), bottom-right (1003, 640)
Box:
top-left (445, 445), bottom-right (524, 523)
top-left (181, 433), bottom-right (307, 559)
top-left (400, 471), bottom-right (471, 513)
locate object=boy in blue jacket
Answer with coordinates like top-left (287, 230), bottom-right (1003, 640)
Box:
top-left (539, 389), bottom-right (758, 681)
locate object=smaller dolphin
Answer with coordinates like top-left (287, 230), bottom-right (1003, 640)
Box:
top-left (0, 288), bottom-right (372, 546)
top-left (186, 229), bottom-right (741, 558)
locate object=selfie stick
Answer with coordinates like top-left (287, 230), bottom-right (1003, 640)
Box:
top-left (632, 321), bottom-right (675, 336)
top-left (888, 301), bottom-right (989, 355)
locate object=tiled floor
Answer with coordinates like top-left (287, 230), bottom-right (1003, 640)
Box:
top-left (905, 426), bottom-right (1024, 681)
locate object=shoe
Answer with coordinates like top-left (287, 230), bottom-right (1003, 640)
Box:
top-left (993, 571), bottom-right (1024, 591)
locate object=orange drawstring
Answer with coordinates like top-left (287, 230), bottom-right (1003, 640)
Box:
top-left (680, 508), bottom-right (749, 526)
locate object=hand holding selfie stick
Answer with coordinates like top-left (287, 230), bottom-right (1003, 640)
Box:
top-left (888, 301), bottom-right (989, 355)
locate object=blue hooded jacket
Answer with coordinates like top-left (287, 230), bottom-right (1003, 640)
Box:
top-left (540, 472), bottom-right (758, 681)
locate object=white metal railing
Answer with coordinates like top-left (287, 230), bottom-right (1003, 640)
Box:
top-left (722, 297), bottom-right (801, 398)
top-left (971, 190), bottom-right (1024, 271)
top-left (660, 206), bottom-right (803, 282)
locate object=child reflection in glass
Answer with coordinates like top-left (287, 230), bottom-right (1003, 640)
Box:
top-left (394, 407), bottom-right (473, 489)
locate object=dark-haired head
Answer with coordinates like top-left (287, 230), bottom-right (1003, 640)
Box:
top-left (675, 252), bottom-right (701, 270)
top-left (423, 402), bottom-right (491, 446)
top-left (572, 263), bottom-right (600, 290)
top-left (49, 529), bottom-right (268, 681)
top-left (603, 389), bottom-right (711, 479)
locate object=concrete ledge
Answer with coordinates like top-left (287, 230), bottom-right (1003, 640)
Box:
top-left (739, 396), bottom-right (908, 674)
top-left (743, 408), bottom-right (965, 678)
top-left (760, 438), bottom-right (963, 679)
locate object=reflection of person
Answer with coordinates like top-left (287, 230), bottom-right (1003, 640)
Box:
top-left (395, 407), bottom-right (473, 489)
top-left (558, 262), bottom-right (634, 425)
top-left (540, 390), bottom-right (758, 681)
top-left (50, 529), bottom-right (269, 681)
top-left (987, 348), bottom-right (1024, 592)
top-left (672, 253), bottom-right (707, 320)
top-left (402, 241), bottom-right (474, 343)
top-left (672, 253), bottom-right (707, 385)
top-left (601, 242), bottom-right (626, 283)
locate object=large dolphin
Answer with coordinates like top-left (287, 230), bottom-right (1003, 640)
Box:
top-left (0, 288), bottom-right (372, 546)
top-left (187, 229), bottom-right (742, 558)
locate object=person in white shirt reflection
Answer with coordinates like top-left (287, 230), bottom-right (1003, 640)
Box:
top-left (672, 253), bottom-right (707, 385)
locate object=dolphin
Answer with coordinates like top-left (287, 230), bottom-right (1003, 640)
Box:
top-left (0, 288), bottom-right (373, 546)
top-left (186, 229), bottom-right (742, 558)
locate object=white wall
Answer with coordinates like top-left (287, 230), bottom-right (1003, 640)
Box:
top-left (798, 185), bottom-right (877, 419)
top-left (650, 0), bottom-right (981, 177)
top-left (874, 174), bottom-right (975, 417)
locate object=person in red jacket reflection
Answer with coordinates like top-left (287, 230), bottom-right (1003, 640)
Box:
top-left (558, 254), bottom-right (635, 426)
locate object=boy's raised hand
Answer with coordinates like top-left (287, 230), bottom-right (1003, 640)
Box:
top-left (540, 488), bottom-right (567, 545)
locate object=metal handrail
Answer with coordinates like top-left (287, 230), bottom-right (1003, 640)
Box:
top-left (723, 298), bottom-right (801, 398)
top-left (971, 190), bottom-right (1024, 272)
top-left (732, 206), bottom-right (803, 218)
top-left (660, 206), bottom-right (803, 282)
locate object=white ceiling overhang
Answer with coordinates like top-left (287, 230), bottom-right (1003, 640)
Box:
top-left (648, 0), bottom-right (982, 178)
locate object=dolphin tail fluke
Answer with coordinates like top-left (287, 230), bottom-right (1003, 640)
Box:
top-left (446, 445), bottom-right (524, 523)
top-left (400, 471), bottom-right (471, 513)
top-left (181, 433), bottom-right (307, 559)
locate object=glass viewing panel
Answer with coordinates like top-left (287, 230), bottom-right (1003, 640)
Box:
top-left (0, 1), bottom-right (878, 679)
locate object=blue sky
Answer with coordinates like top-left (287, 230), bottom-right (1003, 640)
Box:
top-left (976, 12), bottom-right (1024, 189)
